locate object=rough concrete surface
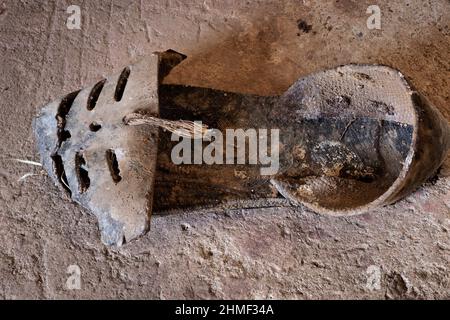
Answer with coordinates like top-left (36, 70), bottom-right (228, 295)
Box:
top-left (0, 0), bottom-right (449, 299)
